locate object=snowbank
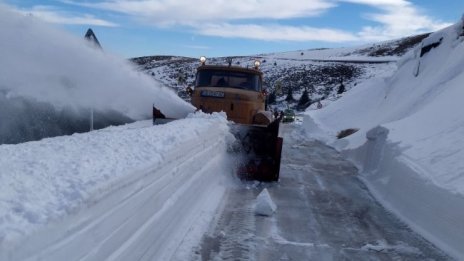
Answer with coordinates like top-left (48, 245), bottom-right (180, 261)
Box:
top-left (303, 19), bottom-right (464, 259)
top-left (0, 112), bottom-right (232, 260)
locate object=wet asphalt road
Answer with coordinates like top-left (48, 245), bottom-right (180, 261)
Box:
top-left (196, 123), bottom-right (451, 261)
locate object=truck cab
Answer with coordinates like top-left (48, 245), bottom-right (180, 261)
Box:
top-left (191, 59), bottom-right (269, 125)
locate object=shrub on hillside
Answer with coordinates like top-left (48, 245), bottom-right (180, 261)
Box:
top-left (336, 128), bottom-right (359, 139)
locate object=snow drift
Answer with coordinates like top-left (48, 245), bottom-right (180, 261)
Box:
top-left (303, 17), bottom-right (464, 259)
top-left (0, 6), bottom-right (194, 144)
top-left (0, 112), bottom-right (232, 260)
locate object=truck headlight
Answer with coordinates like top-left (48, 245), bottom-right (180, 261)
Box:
top-left (200, 56), bottom-right (206, 65)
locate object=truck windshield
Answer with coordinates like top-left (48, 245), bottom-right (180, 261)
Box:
top-left (195, 69), bottom-right (261, 92)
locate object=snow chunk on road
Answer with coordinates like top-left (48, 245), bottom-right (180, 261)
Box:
top-left (255, 188), bottom-right (277, 216)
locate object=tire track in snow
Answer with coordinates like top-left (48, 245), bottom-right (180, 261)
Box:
top-left (199, 188), bottom-right (258, 261)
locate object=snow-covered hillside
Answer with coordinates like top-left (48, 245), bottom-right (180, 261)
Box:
top-left (303, 16), bottom-right (464, 259)
top-left (131, 34), bottom-right (425, 107)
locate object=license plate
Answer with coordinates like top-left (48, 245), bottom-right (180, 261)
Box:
top-left (200, 90), bottom-right (225, 98)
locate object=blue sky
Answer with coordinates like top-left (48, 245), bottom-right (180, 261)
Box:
top-left (2, 0), bottom-right (463, 58)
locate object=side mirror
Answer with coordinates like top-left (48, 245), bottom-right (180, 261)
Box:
top-left (261, 88), bottom-right (268, 96)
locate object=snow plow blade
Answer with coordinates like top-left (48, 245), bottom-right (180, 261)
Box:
top-left (230, 119), bottom-right (283, 182)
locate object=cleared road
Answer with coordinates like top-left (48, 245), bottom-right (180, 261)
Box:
top-left (196, 123), bottom-right (450, 261)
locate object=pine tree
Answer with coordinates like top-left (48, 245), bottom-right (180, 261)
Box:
top-left (274, 81), bottom-right (282, 96)
top-left (285, 87), bottom-right (295, 102)
top-left (337, 79), bottom-right (345, 94)
top-left (297, 89), bottom-right (311, 110)
top-left (177, 72), bottom-right (187, 86)
top-left (268, 91), bottom-right (276, 104)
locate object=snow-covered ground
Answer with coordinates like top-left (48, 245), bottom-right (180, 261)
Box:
top-left (303, 17), bottom-right (464, 259)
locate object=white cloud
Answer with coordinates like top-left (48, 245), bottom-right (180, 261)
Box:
top-left (340, 0), bottom-right (452, 41)
top-left (195, 23), bottom-right (358, 42)
top-left (59, 0), bottom-right (452, 43)
top-left (65, 0), bottom-right (450, 43)
top-left (17, 5), bottom-right (118, 27)
top-left (341, 0), bottom-right (408, 6)
top-left (60, 0), bottom-right (356, 42)
top-left (63, 0), bottom-right (335, 25)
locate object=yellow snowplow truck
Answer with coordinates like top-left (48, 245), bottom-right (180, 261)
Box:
top-left (154, 57), bottom-right (283, 181)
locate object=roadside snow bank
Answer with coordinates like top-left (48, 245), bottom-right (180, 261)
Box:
top-left (0, 112), bottom-right (232, 260)
top-left (303, 20), bottom-right (464, 259)
top-left (350, 127), bottom-right (464, 259)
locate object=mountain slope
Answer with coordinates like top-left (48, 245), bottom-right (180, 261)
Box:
top-left (131, 33), bottom-right (425, 108)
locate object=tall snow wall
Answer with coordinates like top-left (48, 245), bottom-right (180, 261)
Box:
top-left (303, 17), bottom-right (464, 259)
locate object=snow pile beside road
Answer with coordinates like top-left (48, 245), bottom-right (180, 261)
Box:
top-left (0, 112), bottom-right (231, 260)
top-left (303, 19), bottom-right (464, 259)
